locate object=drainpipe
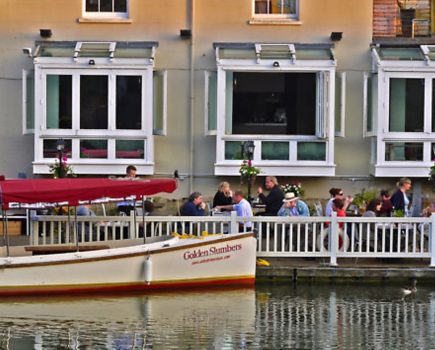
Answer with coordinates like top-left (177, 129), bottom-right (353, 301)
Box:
top-left (188, 0), bottom-right (195, 194)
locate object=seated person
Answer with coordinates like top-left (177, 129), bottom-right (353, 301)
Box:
top-left (216, 190), bottom-right (253, 232)
top-left (117, 165), bottom-right (138, 215)
top-left (257, 176), bottom-right (285, 216)
top-left (213, 181), bottom-right (233, 208)
top-left (278, 192), bottom-right (299, 217)
top-left (77, 204), bottom-right (99, 241)
top-left (179, 192), bottom-right (206, 234)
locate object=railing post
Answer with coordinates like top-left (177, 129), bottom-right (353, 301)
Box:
top-left (329, 212), bottom-right (338, 266)
top-left (31, 219), bottom-right (39, 246)
top-left (430, 213), bottom-right (435, 267)
top-left (230, 211), bottom-right (238, 234)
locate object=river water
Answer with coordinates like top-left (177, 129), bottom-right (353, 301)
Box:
top-left (0, 283), bottom-right (434, 349)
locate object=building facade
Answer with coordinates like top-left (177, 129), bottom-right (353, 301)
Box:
top-left (0, 0), bottom-right (434, 201)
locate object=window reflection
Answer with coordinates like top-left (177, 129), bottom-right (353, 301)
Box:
top-left (46, 75), bottom-right (72, 129)
top-left (80, 140), bottom-right (108, 159)
top-left (385, 142), bottom-right (423, 161)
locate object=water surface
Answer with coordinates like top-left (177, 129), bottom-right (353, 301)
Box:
top-left (0, 284), bottom-right (434, 349)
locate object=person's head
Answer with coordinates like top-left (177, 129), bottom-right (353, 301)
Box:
top-left (329, 188), bottom-right (344, 198)
top-left (233, 190), bottom-right (244, 204)
top-left (126, 165), bottom-right (137, 178)
top-left (283, 192), bottom-right (298, 208)
top-left (367, 198), bottom-right (382, 213)
top-left (380, 189), bottom-right (390, 199)
top-left (218, 181), bottom-right (230, 194)
top-left (265, 176), bottom-right (278, 190)
top-left (189, 192), bottom-right (203, 206)
top-left (397, 177), bottom-right (412, 191)
top-left (332, 198), bottom-right (344, 211)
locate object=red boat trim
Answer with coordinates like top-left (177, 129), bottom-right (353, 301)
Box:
top-left (0, 275), bottom-right (255, 297)
top-left (3, 233), bottom-right (256, 269)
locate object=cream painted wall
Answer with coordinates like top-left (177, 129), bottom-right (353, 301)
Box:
top-left (2, 0), bottom-right (423, 202)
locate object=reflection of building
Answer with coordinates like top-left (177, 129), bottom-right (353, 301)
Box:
top-left (2, 1), bottom-right (435, 198)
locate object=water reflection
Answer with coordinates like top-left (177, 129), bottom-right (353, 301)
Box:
top-left (0, 285), bottom-right (433, 349)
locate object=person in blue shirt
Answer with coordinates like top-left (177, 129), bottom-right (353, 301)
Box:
top-left (180, 192), bottom-right (206, 216)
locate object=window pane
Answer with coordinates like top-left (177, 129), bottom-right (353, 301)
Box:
top-left (261, 142), bottom-right (289, 160)
top-left (385, 142), bottom-right (423, 161)
top-left (80, 140), bottom-right (108, 159)
top-left (46, 75), bottom-right (72, 129)
top-left (116, 140), bottom-right (144, 159)
top-left (43, 139), bottom-right (72, 158)
top-left (116, 76), bottom-right (141, 130)
top-left (389, 78), bottom-right (424, 132)
top-left (232, 72), bottom-right (316, 135)
top-left (80, 76), bottom-right (108, 129)
top-left (114, 0), bottom-right (127, 12)
top-left (255, 0), bottom-right (296, 14)
top-left (271, 0), bottom-right (294, 14)
top-left (100, 0), bottom-right (113, 12)
top-left (225, 141), bottom-right (244, 160)
top-left (297, 142), bottom-right (326, 161)
top-left (86, 0), bottom-right (98, 12)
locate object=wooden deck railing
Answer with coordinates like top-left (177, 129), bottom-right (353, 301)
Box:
top-left (29, 212), bottom-right (435, 267)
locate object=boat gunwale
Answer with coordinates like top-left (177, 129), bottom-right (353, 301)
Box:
top-left (0, 233), bottom-right (256, 269)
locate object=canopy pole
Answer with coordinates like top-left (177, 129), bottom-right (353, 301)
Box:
top-left (2, 210), bottom-right (10, 257)
top-left (142, 196), bottom-right (146, 245)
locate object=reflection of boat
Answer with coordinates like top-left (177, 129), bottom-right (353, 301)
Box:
top-left (0, 178), bottom-right (257, 296)
top-left (0, 288), bottom-right (256, 348)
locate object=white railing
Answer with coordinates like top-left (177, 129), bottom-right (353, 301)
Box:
top-left (29, 212), bottom-right (435, 267)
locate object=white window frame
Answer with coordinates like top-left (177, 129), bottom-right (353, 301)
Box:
top-left (371, 70), bottom-right (435, 177)
top-left (32, 65), bottom-right (155, 175)
top-left (214, 64), bottom-right (336, 177)
top-left (252, 0), bottom-right (299, 20)
top-left (82, 0), bottom-right (129, 19)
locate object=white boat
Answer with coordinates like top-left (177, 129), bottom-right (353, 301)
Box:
top-left (0, 177), bottom-right (257, 296)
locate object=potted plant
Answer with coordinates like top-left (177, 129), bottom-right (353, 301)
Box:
top-left (397, 0), bottom-right (416, 37)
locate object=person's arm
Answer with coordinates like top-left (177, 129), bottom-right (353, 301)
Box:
top-left (216, 204), bottom-right (234, 211)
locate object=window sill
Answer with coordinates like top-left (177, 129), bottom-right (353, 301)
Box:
top-left (248, 18), bottom-right (302, 26)
top-left (78, 18), bottom-right (132, 24)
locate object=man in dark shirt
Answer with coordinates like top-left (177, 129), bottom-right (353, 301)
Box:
top-left (257, 176), bottom-right (284, 216)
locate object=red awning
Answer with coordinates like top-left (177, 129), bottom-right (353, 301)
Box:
top-left (0, 177), bottom-right (177, 209)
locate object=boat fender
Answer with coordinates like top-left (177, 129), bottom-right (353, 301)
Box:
top-left (144, 255), bottom-right (152, 285)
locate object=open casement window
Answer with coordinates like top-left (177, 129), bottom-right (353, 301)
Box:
top-left (369, 44), bottom-right (435, 177)
top-left (316, 71), bottom-right (328, 139)
top-left (204, 71), bottom-right (217, 135)
top-left (31, 40), bottom-right (157, 175)
top-left (153, 70), bottom-right (167, 136)
top-left (214, 42), bottom-right (336, 177)
top-left (22, 69), bottom-right (35, 134)
top-left (334, 72), bottom-right (346, 137)
top-left (83, 0), bottom-right (129, 19)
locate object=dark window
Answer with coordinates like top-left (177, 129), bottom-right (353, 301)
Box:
top-left (116, 76), bottom-right (141, 129)
top-left (232, 72), bottom-right (316, 135)
top-left (80, 75), bottom-right (108, 129)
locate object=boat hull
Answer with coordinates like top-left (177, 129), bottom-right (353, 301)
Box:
top-left (0, 233), bottom-right (256, 296)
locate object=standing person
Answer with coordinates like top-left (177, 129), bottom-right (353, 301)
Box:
top-left (378, 190), bottom-right (393, 217)
top-left (216, 190), bottom-right (253, 231)
top-left (180, 192), bottom-right (206, 216)
top-left (257, 176), bottom-right (284, 216)
top-left (277, 192), bottom-right (299, 217)
top-left (117, 165), bottom-right (138, 215)
top-left (390, 177), bottom-right (412, 216)
top-left (213, 181), bottom-right (233, 208)
top-left (325, 188), bottom-right (353, 217)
